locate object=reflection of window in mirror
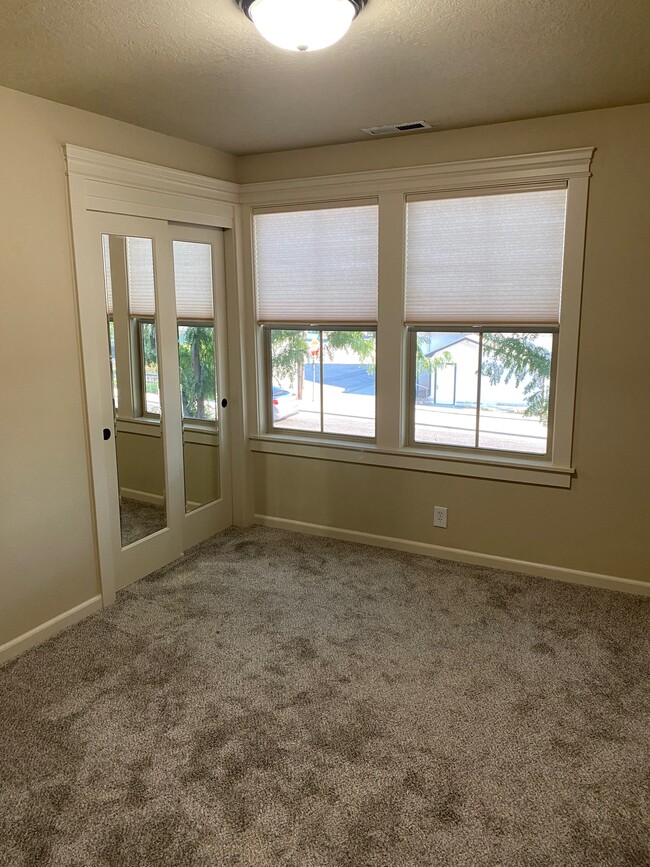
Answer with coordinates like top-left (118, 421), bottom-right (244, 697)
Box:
top-left (137, 320), bottom-right (161, 417)
top-left (177, 324), bottom-right (216, 422)
top-left (107, 319), bottom-right (118, 411)
top-left (173, 241), bottom-right (218, 429)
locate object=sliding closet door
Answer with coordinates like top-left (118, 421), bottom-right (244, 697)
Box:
top-left (169, 225), bottom-right (233, 549)
top-left (90, 213), bottom-right (184, 590)
top-left (84, 214), bottom-right (233, 593)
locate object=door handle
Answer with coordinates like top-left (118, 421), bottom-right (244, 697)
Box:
top-left (221, 398), bottom-right (228, 408)
top-left (102, 428), bottom-right (112, 441)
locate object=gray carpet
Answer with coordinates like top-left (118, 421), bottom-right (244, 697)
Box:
top-left (1, 527), bottom-right (649, 867)
top-left (120, 498), bottom-right (166, 547)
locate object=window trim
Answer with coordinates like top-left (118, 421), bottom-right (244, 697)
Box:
top-left (136, 317), bottom-right (161, 419)
top-left (242, 148), bottom-right (593, 488)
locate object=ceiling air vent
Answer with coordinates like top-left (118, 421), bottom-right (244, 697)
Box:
top-left (362, 121), bottom-right (432, 136)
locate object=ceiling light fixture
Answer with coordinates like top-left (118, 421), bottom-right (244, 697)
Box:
top-left (236, 0), bottom-right (368, 52)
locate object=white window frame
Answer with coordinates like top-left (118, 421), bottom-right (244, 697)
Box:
top-left (263, 324), bottom-right (377, 442)
top-left (407, 325), bottom-right (559, 460)
top-left (240, 148), bottom-right (593, 488)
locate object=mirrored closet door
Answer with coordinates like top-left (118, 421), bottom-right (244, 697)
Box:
top-left (89, 213), bottom-right (232, 592)
top-left (170, 226), bottom-right (232, 550)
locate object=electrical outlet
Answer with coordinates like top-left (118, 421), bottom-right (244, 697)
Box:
top-left (433, 506), bottom-right (448, 528)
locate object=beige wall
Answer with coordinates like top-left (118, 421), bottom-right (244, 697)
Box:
top-left (0, 86), bottom-right (236, 647)
top-left (116, 432), bottom-right (165, 499)
top-left (245, 104), bottom-right (650, 584)
top-left (184, 442), bottom-right (221, 508)
top-left (1, 90), bottom-right (648, 656)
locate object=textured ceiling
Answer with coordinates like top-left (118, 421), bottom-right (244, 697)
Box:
top-left (0, 0), bottom-right (649, 155)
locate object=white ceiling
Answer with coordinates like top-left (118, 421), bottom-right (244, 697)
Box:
top-left (1, 0), bottom-right (649, 155)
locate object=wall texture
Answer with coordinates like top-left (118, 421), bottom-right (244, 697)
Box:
top-left (244, 104), bottom-right (650, 585)
top-left (1, 92), bottom-right (648, 658)
top-left (0, 86), bottom-right (236, 648)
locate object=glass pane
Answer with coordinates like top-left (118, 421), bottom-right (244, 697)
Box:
top-left (178, 325), bottom-right (217, 421)
top-left (479, 332), bottom-right (553, 454)
top-left (322, 331), bottom-right (376, 438)
top-left (414, 332), bottom-right (479, 447)
top-left (171, 240), bottom-right (220, 514)
top-left (101, 234), bottom-right (167, 546)
top-left (140, 322), bottom-right (161, 416)
top-left (270, 329), bottom-right (320, 432)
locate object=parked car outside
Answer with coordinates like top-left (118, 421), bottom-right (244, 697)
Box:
top-left (272, 386), bottom-right (299, 421)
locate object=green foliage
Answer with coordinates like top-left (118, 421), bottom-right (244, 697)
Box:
top-left (481, 333), bottom-right (551, 421)
top-left (177, 326), bottom-right (216, 420)
top-left (270, 330), bottom-right (376, 389)
top-left (326, 330), bottom-right (376, 366)
top-left (269, 328), bottom-right (551, 423)
top-left (416, 335), bottom-right (452, 375)
top-left (270, 330), bottom-right (311, 387)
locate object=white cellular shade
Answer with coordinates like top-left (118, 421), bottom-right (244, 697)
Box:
top-left (405, 188), bottom-right (567, 325)
top-left (102, 234), bottom-right (113, 315)
top-left (126, 236), bottom-right (156, 317)
top-left (173, 241), bottom-right (214, 320)
top-left (254, 205), bottom-right (379, 323)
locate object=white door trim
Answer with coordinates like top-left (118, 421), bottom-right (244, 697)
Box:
top-left (65, 145), bottom-right (249, 608)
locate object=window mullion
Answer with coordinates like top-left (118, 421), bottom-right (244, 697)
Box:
top-left (319, 329), bottom-right (324, 434)
top-left (376, 192), bottom-right (406, 450)
top-left (475, 333), bottom-right (484, 449)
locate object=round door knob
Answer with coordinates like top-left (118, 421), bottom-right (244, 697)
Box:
top-left (221, 398), bottom-right (228, 408)
top-left (102, 428), bottom-right (112, 441)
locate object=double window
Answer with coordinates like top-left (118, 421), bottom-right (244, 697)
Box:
top-left (249, 154), bottom-right (589, 485)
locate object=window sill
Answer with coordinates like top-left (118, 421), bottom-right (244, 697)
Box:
top-left (183, 423), bottom-right (219, 446)
top-left (249, 434), bottom-right (575, 488)
top-left (116, 416), bottom-right (161, 437)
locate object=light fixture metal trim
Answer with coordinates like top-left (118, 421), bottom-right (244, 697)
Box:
top-left (236, 0), bottom-right (368, 21)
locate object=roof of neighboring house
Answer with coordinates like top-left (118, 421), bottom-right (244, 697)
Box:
top-left (422, 333), bottom-right (480, 357)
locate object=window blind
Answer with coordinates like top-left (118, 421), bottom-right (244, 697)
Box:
top-left (405, 188), bottom-right (567, 325)
top-left (173, 241), bottom-right (214, 320)
top-left (254, 205), bottom-right (379, 323)
top-left (126, 236), bottom-right (156, 317)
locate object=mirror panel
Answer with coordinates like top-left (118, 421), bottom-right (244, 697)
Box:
top-left (102, 234), bottom-right (168, 546)
top-left (172, 240), bottom-right (221, 512)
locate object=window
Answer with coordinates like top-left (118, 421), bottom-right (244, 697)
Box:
top-left (247, 148), bottom-right (592, 487)
top-left (405, 187), bottom-right (567, 458)
top-left (411, 329), bottom-right (555, 455)
top-left (254, 204), bottom-right (379, 440)
top-left (268, 327), bottom-right (376, 437)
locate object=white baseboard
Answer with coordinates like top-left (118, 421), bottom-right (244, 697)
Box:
top-left (120, 488), bottom-right (165, 506)
top-left (255, 515), bottom-right (650, 597)
top-left (0, 595), bottom-right (103, 667)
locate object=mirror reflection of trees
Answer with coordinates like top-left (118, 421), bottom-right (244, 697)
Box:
top-left (177, 325), bottom-right (216, 421)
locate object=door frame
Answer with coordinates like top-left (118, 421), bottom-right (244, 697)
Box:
top-left (66, 145), bottom-right (252, 607)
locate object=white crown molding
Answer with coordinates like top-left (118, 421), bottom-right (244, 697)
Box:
top-left (239, 147), bottom-right (595, 206)
top-left (65, 144), bottom-right (240, 205)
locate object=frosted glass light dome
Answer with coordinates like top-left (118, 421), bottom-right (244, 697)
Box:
top-left (248, 0), bottom-right (357, 52)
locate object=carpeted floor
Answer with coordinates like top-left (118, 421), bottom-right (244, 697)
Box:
top-left (120, 498), bottom-right (166, 547)
top-left (1, 527), bottom-right (649, 866)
